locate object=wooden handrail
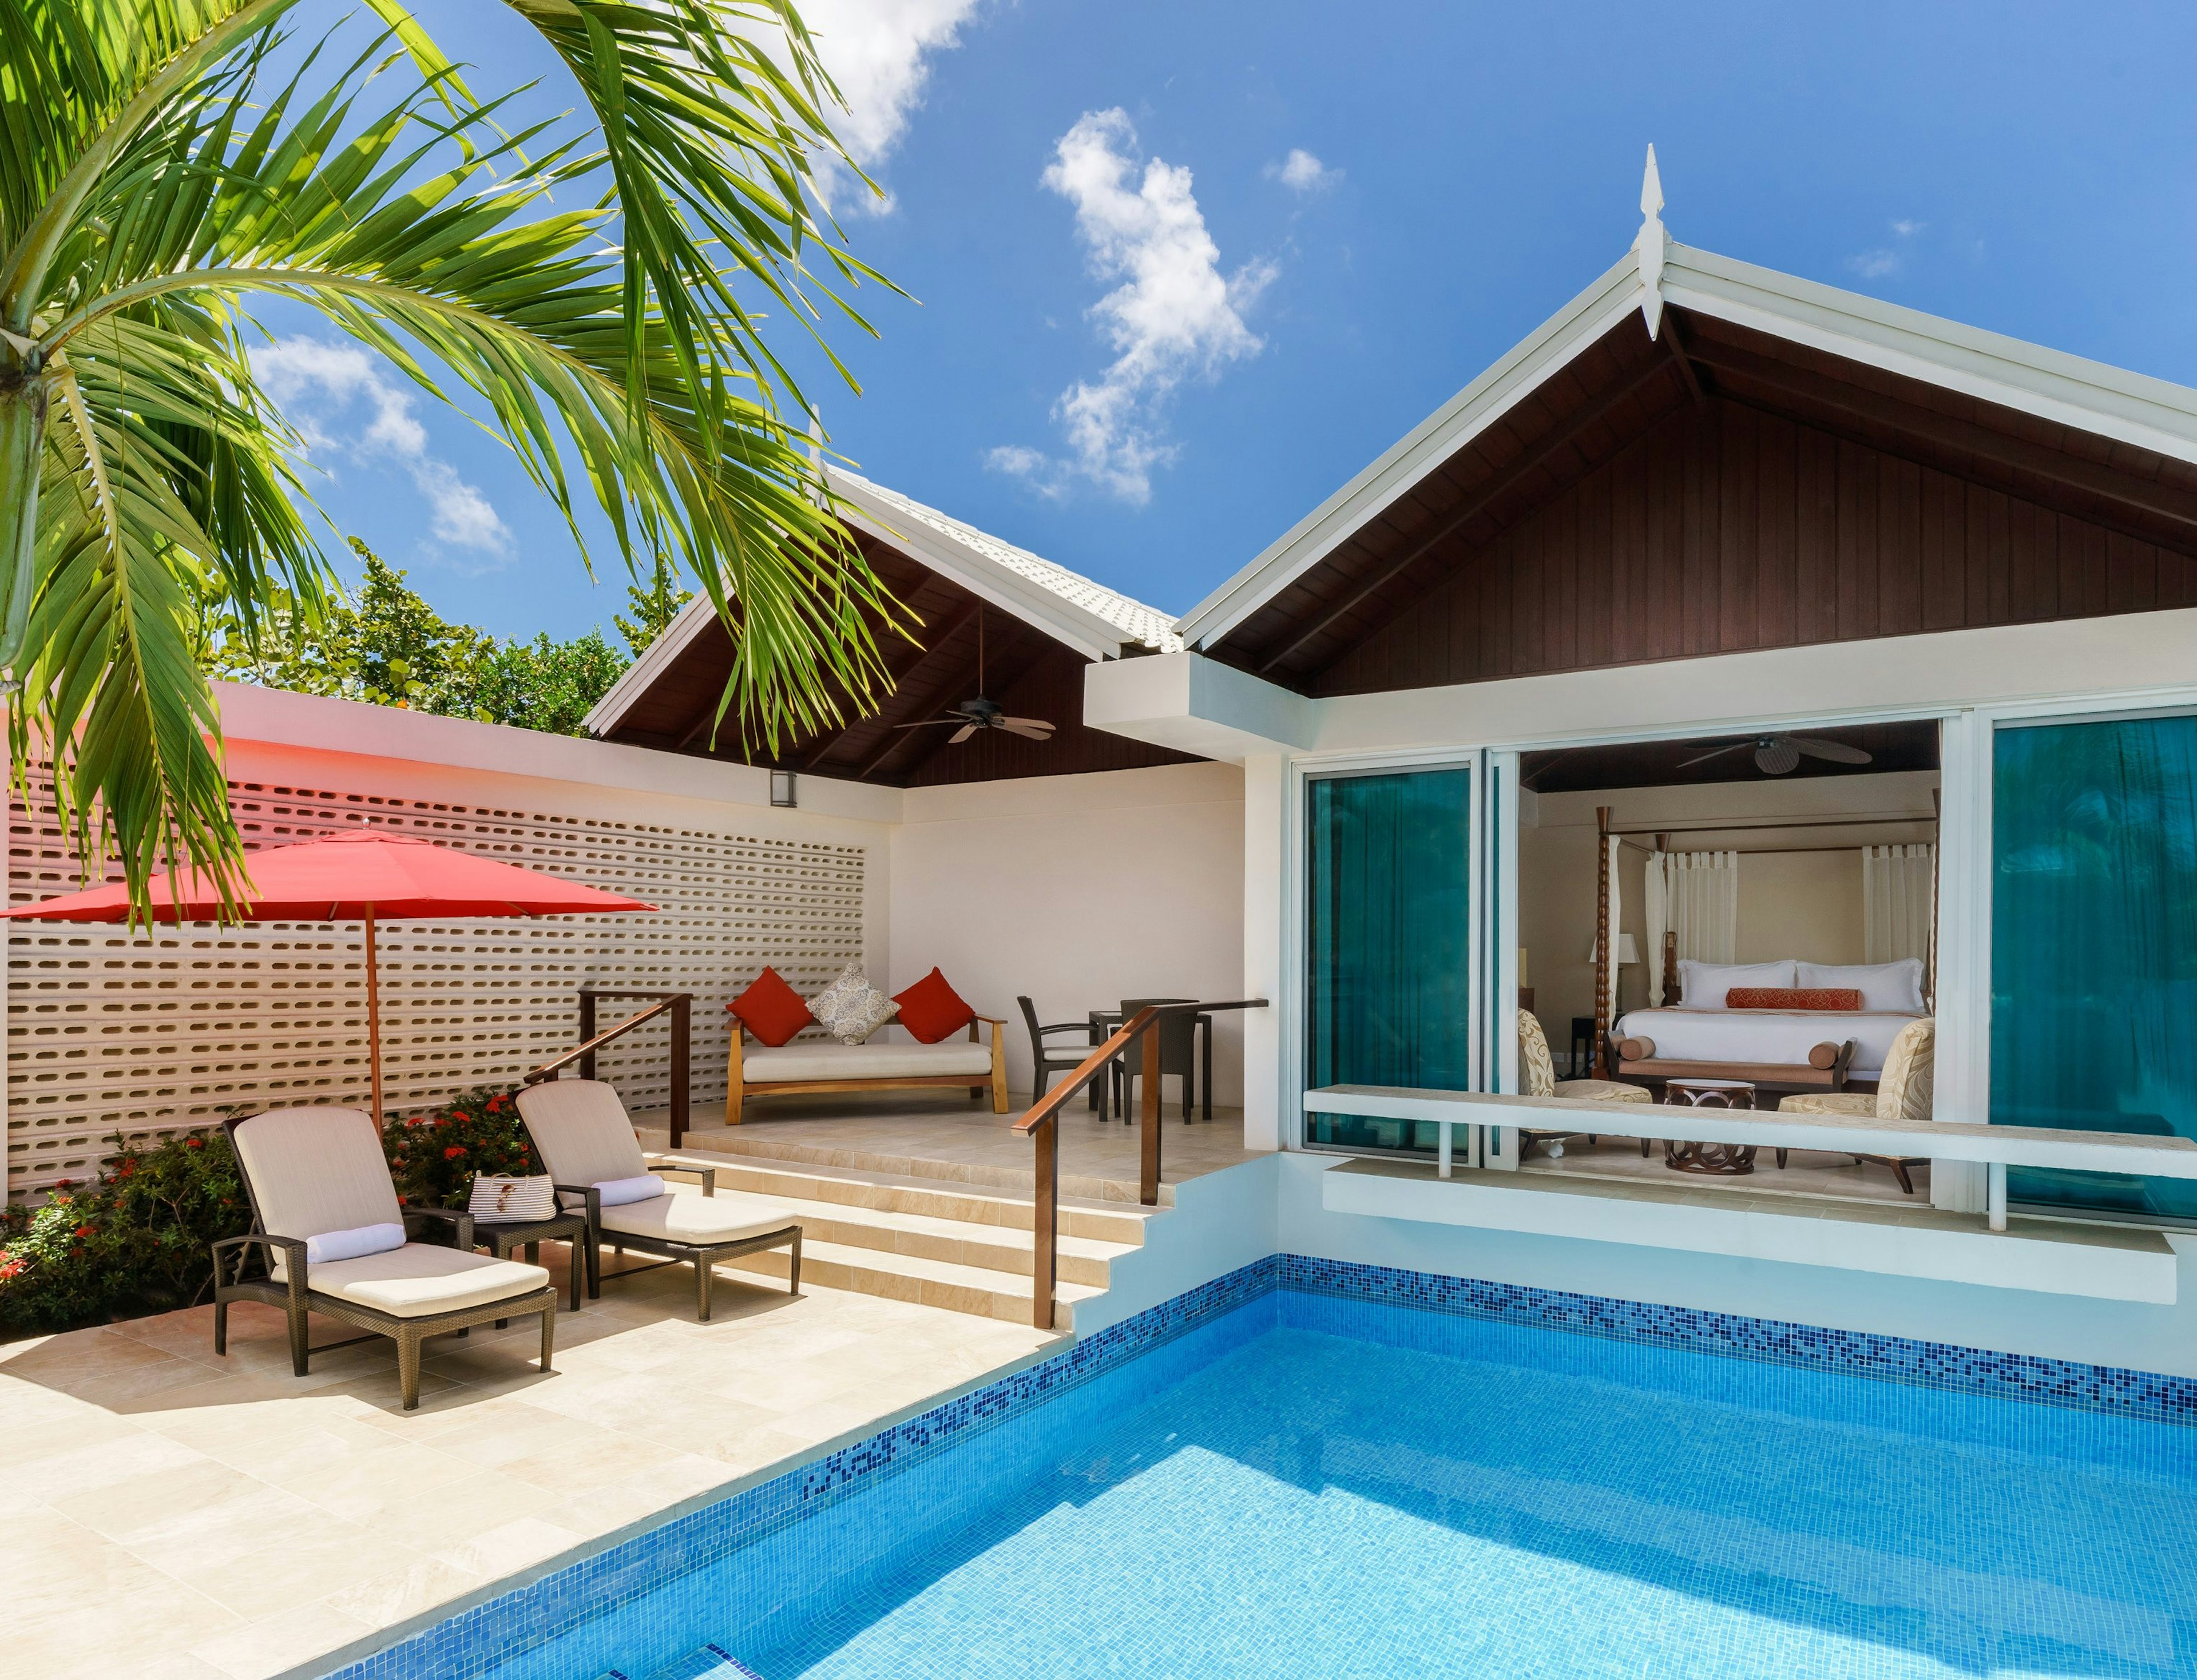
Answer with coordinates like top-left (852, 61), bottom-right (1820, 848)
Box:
top-left (523, 988), bottom-right (694, 1147)
top-left (1014, 998), bottom-right (1266, 1330)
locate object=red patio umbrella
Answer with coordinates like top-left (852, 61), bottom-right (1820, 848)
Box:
top-left (3, 831), bottom-right (657, 1126)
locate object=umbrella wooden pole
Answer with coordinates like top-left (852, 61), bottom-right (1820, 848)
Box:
top-left (364, 905), bottom-right (384, 1129)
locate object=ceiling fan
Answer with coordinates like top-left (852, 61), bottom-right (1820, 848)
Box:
top-left (1676, 733), bottom-right (1873, 776)
top-left (893, 607), bottom-right (1058, 745)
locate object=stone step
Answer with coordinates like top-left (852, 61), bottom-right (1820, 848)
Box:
top-left (680, 1153), bottom-right (1157, 1247)
top-left (667, 1129), bottom-right (1180, 1209)
top-left (716, 1235), bottom-right (1102, 1329)
top-left (768, 1196), bottom-right (1131, 1288)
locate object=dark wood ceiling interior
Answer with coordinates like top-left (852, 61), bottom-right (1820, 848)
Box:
top-left (1208, 306), bottom-right (2197, 694)
top-left (597, 530), bottom-right (1197, 787)
top-left (1520, 720), bottom-right (1940, 795)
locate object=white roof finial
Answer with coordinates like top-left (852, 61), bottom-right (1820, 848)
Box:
top-left (1634, 144), bottom-right (1667, 340)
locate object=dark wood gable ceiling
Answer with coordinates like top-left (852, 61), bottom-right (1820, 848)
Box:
top-left (1205, 308), bottom-right (2197, 697)
top-left (596, 529), bottom-right (1199, 787)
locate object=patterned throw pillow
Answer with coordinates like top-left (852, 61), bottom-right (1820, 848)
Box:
top-left (808, 963), bottom-right (899, 1045)
top-left (1724, 987), bottom-right (1864, 1011)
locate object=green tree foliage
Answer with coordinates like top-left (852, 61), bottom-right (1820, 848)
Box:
top-left (2, 0), bottom-right (902, 917)
top-left (203, 539), bottom-right (630, 736)
top-left (618, 557), bottom-right (696, 658)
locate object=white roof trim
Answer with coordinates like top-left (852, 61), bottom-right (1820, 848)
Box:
top-left (583, 468), bottom-right (1178, 737)
top-left (1178, 237), bottom-right (2197, 652)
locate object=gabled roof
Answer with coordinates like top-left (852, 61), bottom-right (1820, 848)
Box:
top-left (1178, 227), bottom-right (2197, 653)
top-left (584, 467), bottom-right (1179, 741)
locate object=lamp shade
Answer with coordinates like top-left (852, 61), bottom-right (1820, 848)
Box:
top-left (1587, 932), bottom-right (1641, 966)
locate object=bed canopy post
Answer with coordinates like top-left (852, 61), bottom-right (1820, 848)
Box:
top-left (1595, 805), bottom-right (1613, 1075)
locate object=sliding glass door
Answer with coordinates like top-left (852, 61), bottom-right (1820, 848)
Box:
top-left (1990, 712), bottom-right (2197, 1217)
top-left (1304, 765), bottom-right (1476, 1152)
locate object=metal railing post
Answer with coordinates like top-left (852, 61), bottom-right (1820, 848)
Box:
top-left (578, 989), bottom-right (598, 1081)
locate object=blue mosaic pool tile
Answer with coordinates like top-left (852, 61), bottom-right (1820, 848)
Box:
top-left (1277, 1253), bottom-right (2197, 1427)
top-left (323, 1257), bottom-right (1280, 1680)
top-left (322, 1248), bottom-right (2197, 1680)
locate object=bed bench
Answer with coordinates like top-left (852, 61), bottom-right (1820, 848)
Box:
top-left (727, 1016), bottom-right (1008, 1123)
top-left (1613, 1034), bottom-right (1857, 1092)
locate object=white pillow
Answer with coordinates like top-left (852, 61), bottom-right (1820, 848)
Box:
top-left (594, 1173), bottom-right (667, 1207)
top-left (808, 963), bottom-right (899, 1046)
top-left (1796, 959), bottom-right (1925, 1012)
top-left (1677, 960), bottom-right (1795, 1008)
top-left (304, 1221), bottom-right (406, 1265)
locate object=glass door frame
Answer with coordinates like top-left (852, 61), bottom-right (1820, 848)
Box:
top-left (1285, 746), bottom-right (1486, 1156)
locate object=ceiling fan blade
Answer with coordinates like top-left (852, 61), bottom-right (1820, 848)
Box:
top-left (1788, 736), bottom-right (1873, 765)
top-left (1001, 717), bottom-right (1056, 734)
top-left (1674, 743), bottom-right (1747, 770)
top-left (1754, 741), bottom-right (1802, 775)
top-left (1000, 721), bottom-right (1054, 741)
top-left (948, 724), bottom-right (978, 745)
top-left (891, 716), bottom-right (965, 729)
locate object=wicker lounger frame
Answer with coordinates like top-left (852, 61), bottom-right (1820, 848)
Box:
top-left (213, 1115), bottom-right (557, 1411)
top-left (549, 1156), bottom-right (803, 1321)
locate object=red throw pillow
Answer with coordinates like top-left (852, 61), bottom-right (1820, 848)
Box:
top-left (730, 967), bottom-right (814, 1046)
top-left (894, 967), bottom-right (975, 1043)
top-left (1725, 987), bottom-right (1863, 1011)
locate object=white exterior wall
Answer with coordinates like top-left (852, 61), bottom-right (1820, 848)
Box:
top-left (887, 764), bottom-right (1246, 1101)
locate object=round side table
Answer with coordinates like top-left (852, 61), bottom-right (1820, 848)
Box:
top-left (1663, 1078), bottom-right (1760, 1176)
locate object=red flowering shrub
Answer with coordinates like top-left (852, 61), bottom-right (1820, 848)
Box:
top-left (383, 1086), bottom-right (537, 1210)
top-left (0, 1129), bottom-right (247, 1338)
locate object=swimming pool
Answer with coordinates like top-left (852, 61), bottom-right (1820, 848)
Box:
top-left (356, 1261), bottom-right (2197, 1680)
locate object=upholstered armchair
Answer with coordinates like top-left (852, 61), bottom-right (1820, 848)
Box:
top-left (1517, 1009), bottom-right (1651, 1161)
top-left (1777, 1016), bottom-right (1934, 1193)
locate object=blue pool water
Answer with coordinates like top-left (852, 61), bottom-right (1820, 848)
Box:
top-left (488, 1291), bottom-right (2197, 1680)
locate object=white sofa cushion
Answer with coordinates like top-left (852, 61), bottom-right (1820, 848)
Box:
top-left (310, 1243), bottom-right (549, 1318)
top-left (743, 1042), bottom-right (991, 1081)
top-left (598, 1187), bottom-right (800, 1244)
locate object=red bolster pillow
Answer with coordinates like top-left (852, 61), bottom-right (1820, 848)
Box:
top-left (1725, 987), bottom-right (1863, 1011)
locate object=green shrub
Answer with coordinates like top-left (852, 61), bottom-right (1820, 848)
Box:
top-left (0, 1085), bottom-right (536, 1340)
top-left (0, 1129), bottom-right (249, 1337)
top-left (384, 1087), bottom-right (538, 1210)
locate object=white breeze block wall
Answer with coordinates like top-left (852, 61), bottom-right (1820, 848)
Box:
top-left (889, 762), bottom-right (1247, 1102)
top-left (6, 687), bottom-right (897, 1197)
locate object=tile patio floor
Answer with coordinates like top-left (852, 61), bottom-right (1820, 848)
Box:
top-left (0, 1248), bottom-right (1055, 1680)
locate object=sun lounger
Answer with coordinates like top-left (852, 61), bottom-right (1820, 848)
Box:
top-left (214, 1107), bottom-right (557, 1410)
top-left (515, 1078), bottom-right (802, 1320)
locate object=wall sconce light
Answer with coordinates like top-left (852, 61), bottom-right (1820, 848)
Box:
top-left (770, 770), bottom-right (798, 808)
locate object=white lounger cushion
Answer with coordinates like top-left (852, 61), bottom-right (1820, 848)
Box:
top-left (310, 1243), bottom-right (549, 1318)
top-left (233, 1107), bottom-right (404, 1282)
top-left (517, 1079), bottom-right (649, 1187)
top-left (597, 1187), bottom-right (800, 1245)
top-left (743, 1042), bottom-right (990, 1081)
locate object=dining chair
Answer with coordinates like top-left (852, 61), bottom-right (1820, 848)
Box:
top-left (1019, 996), bottom-right (1108, 1119)
top-left (1113, 997), bottom-right (1197, 1123)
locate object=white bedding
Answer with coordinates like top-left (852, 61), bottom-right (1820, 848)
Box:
top-left (1612, 1007), bottom-right (1921, 1078)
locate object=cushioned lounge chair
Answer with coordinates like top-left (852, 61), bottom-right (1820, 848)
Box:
top-left (1778, 1017), bottom-right (1934, 1193)
top-left (516, 1079), bottom-right (802, 1320)
top-left (1516, 1009), bottom-right (1652, 1161)
top-left (215, 1107), bottom-right (557, 1410)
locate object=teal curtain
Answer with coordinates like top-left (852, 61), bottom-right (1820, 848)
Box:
top-left (1991, 714), bottom-right (2197, 1217)
top-left (1306, 769), bottom-right (1471, 1151)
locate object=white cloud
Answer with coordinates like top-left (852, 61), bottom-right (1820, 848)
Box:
top-left (1890, 218), bottom-right (1928, 237)
top-left (1266, 147), bottom-right (1341, 194)
top-left (990, 109), bottom-right (1271, 504)
top-left (253, 338), bottom-right (513, 562)
top-left (1846, 248), bottom-right (1901, 279)
top-left (800, 0), bottom-right (986, 208)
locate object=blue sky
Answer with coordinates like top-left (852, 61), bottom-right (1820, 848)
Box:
top-left (262, 0), bottom-right (2197, 642)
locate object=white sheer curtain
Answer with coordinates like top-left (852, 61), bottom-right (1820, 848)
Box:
top-left (1668, 852), bottom-right (1739, 996)
top-left (1864, 844), bottom-right (1936, 965)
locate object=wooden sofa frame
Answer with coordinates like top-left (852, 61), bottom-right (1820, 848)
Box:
top-left (727, 1015), bottom-right (1008, 1125)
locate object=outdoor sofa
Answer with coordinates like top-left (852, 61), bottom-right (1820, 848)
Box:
top-left (516, 1077), bottom-right (803, 1319)
top-left (215, 1106), bottom-right (557, 1411)
top-left (726, 1017), bottom-right (1009, 1124)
